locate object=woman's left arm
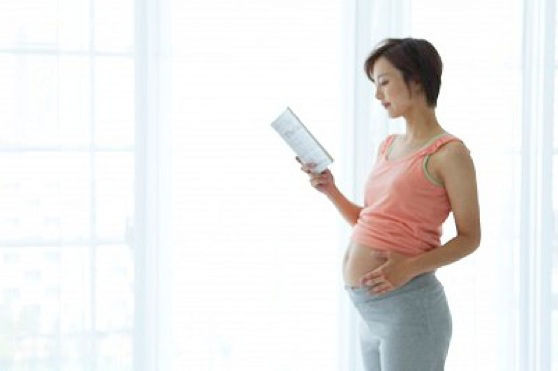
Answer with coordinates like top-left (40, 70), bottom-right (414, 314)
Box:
top-left (407, 141), bottom-right (482, 276)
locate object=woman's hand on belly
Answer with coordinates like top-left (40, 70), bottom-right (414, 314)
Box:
top-left (360, 250), bottom-right (418, 295)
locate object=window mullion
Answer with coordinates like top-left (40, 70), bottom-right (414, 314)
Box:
top-left (88, 0), bottom-right (97, 369)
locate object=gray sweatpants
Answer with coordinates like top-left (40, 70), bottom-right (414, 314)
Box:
top-left (344, 271), bottom-right (452, 370)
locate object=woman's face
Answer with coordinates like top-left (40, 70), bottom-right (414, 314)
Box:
top-left (371, 56), bottom-right (422, 118)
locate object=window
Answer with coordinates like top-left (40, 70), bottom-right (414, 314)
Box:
top-left (0, 1), bottom-right (135, 369)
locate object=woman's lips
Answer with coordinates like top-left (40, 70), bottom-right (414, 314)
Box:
top-left (383, 103), bottom-right (391, 109)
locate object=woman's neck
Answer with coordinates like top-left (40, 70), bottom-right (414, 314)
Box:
top-left (401, 105), bottom-right (444, 144)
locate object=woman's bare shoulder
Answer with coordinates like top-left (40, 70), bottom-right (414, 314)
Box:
top-left (428, 140), bottom-right (472, 185)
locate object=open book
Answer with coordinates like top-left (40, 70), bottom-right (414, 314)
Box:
top-left (271, 107), bottom-right (334, 174)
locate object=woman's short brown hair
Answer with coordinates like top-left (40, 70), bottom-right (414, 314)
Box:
top-left (364, 38), bottom-right (443, 108)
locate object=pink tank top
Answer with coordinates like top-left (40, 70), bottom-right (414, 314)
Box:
top-left (350, 132), bottom-right (468, 256)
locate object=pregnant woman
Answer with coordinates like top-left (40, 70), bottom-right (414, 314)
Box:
top-left (296, 38), bottom-right (481, 370)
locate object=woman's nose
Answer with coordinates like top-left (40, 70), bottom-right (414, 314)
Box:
top-left (374, 87), bottom-right (383, 100)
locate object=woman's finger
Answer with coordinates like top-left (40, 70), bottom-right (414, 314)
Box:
top-left (369, 283), bottom-right (390, 294)
top-left (361, 272), bottom-right (382, 286)
top-left (310, 179), bottom-right (322, 187)
top-left (301, 163), bottom-right (316, 172)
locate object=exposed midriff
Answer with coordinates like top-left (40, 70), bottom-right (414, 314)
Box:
top-left (342, 239), bottom-right (388, 288)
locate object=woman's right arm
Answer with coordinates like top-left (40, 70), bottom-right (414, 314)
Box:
top-left (325, 187), bottom-right (362, 227)
top-left (324, 142), bottom-right (386, 226)
top-left (297, 139), bottom-right (384, 227)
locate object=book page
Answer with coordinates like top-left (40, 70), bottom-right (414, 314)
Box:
top-left (271, 107), bottom-right (334, 174)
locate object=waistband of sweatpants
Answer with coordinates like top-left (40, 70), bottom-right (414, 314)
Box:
top-left (343, 271), bottom-right (439, 303)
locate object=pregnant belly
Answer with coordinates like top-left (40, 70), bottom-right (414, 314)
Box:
top-left (342, 240), bottom-right (389, 288)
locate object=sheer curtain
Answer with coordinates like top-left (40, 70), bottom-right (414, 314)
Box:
top-left (169, 1), bottom-right (346, 369)
top-left (407, 1), bottom-right (523, 370)
top-left (339, 1), bottom-right (412, 369)
top-left (407, 1), bottom-right (556, 370)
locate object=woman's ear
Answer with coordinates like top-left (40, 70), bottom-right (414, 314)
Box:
top-left (405, 78), bottom-right (422, 99)
top-left (410, 78), bottom-right (423, 95)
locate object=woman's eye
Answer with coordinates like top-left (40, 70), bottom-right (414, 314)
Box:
top-left (381, 81), bottom-right (389, 86)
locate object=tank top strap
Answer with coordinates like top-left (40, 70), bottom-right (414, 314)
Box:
top-left (419, 133), bottom-right (463, 156)
top-left (380, 134), bottom-right (397, 155)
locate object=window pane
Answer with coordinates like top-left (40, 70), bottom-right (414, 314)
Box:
top-left (0, 246), bottom-right (91, 368)
top-left (0, 1), bottom-right (57, 48)
top-left (0, 55), bottom-right (58, 146)
top-left (95, 244), bottom-right (133, 370)
top-left (59, 57), bottom-right (92, 146)
top-left (0, 0), bottom-right (89, 50)
top-left (58, 0), bottom-right (90, 50)
top-left (97, 332), bottom-right (132, 371)
top-left (96, 244), bottom-right (134, 332)
top-left (94, 57), bottom-right (134, 147)
top-left (0, 153), bottom-right (90, 241)
top-left (94, 0), bottom-right (134, 52)
top-left (95, 153), bottom-right (134, 240)
top-left (0, 55), bottom-right (91, 147)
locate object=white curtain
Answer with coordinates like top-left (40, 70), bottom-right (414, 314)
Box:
top-left (169, 0), bottom-right (346, 369)
top-left (133, 0), bottom-right (173, 370)
top-left (407, 1), bottom-right (523, 370)
top-left (405, 1), bottom-right (556, 370)
top-left (339, 1), bottom-right (411, 369)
